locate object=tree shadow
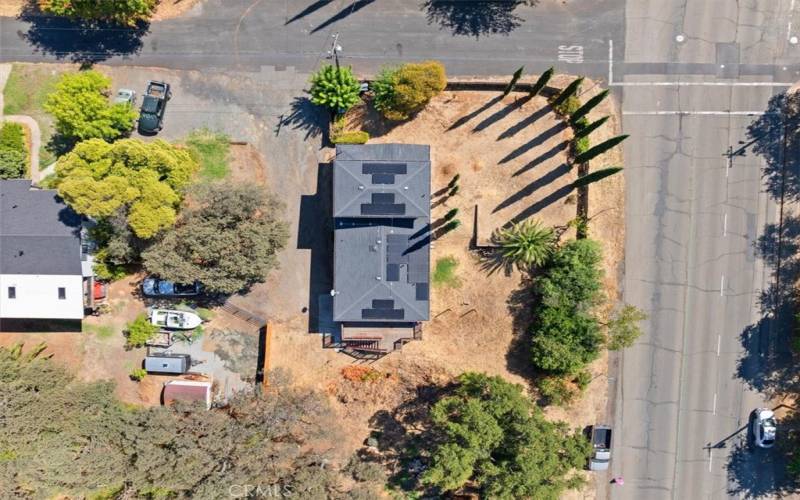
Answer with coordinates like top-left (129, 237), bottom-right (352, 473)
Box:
top-left (18, 5), bottom-right (149, 64)
top-left (471, 94), bottom-right (531, 133)
top-left (310, 0), bottom-right (377, 34)
top-left (505, 184), bottom-right (574, 227)
top-left (512, 141), bottom-right (569, 177)
top-left (747, 92), bottom-right (800, 202)
top-left (496, 105), bottom-right (551, 140)
top-left (728, 91), bottom-right (800, 498)
top-left (493, 162), bottom-right (570, 213)
top-left (285, 0), bottom-right (333, 25)
top-left (280, 97), bottom-right (328, 142)
top-left (448, 94), bottom-right (503, 130)
top-left (422, 0), bottom-right (539, 38)
top-left (499, 121), bottom-right (567, 164)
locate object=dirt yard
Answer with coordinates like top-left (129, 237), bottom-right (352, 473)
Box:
top-left (266, 84), bottom-right (626, 495)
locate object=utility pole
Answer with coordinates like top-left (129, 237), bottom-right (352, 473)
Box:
top-left (327, 32), bottom-right (342, 69)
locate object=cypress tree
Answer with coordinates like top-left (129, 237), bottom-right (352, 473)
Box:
top-left (551, 77), bottom-right (584, 107)
top-left (503, 66), bottom-right (525, 96)
top-left (529, 67), bottom-right (554, 97)
top-left (574, 116), bottom-right (609, 140)
top-left (575, 134), bottom-right (629, 164)
top-left (570, 89), bottom-right (609, 125)
top-left (572, 167), bottom-right (623, 188)
top-left (444, 208), bottom-right (459, 221)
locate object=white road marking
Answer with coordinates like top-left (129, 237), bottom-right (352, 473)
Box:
top-left (709, 450), bottom-right (714, 472)
top-left (717, 334), bottom-right (721, 356)
top-left (622, 111), bottom-right (767, 116)
top-left (723, 213), bottom-right (727, 236)
top-left (789, 0), bottom-right (796, 41)
top-left (720, 275), bottom-right (725, 296)
top-left (608, 39), bottom-right (613, 84)
top-left (613, 81), bottom-right (792, 87)
top-left (713, 393), bottom-right (717, 415)
top-left (558, 45), bottom-right (584, 64)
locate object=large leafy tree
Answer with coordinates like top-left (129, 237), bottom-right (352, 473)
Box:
top-left (40, 0), bottom-right (156, 26)
top-left (142, 183), bottom-right (290, 294)
top-left (44, 70), bottom-right (138, 143)
top-left (531, 239), bottom-right (605, 374)
top-left (0, 344), bottom-right (360, 498)
top-left (421, 373), bottom-right (590, 498)
top-left (54, 138), bottom-right (198, 238)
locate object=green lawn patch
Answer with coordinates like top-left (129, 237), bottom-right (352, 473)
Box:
top-left (432, 255), bottom-right (461, 288)
top-left (185, 128), bottom-right (230, 180)
top-left (82, 323), bottom-right (115, 340)
top-left (3, 63), bottom-right (63, 169)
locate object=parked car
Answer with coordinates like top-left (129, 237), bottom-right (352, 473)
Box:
top-left (113, 88), bottom-right (136, 106)
top-left (144, 353), bottom-right (191, 374)
top-left (142, 277), bottom-right (201, 297)
top-left (752, 408), bottom-right (777, 448)
top-left (150, 309), bottom-right (203, 330)
top-left (138, 81), bottom-right (171, 134)
top-left (588, 425), bottom-right (612, 471)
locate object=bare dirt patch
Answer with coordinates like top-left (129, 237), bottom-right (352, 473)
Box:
top-left (152, 0), bottom-right (204, 21)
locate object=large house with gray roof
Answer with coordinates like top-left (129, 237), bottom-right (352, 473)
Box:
top-left (332, 144), bottom-right (430, 354)
top-left (0, 180), bottom-right (87, 321)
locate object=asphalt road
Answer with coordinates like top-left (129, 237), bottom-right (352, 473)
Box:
top-left (0, 0), bottom-right (622, 77)
top-left (614, 0), bottom-right (799, 498)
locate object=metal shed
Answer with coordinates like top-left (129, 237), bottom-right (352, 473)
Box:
top-left (144, 353), bottom-right (191, 374)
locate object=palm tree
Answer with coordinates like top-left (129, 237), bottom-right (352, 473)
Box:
top-left (495, 219), bottom-right (556, 269)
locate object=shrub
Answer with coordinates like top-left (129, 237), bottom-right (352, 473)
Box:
top-left (573, 135), bottom-right (590, 158)
top-left (574, 370), bottom-right (593, 391)
top-left (0, 122), bottom-right (25, 151)
top-left (372, 61), bottom-right (446, 121)
top-left (309, 65), bottom-right (361, 113)
top-left (553, 94), bottom-right (581, 117)
top-left (432, 256), bottom-right (461, 288)
top-left (345, 457), bottom-right (386, 483)
top-left (0, 148), bottom-right (26, 179)
top-left (537, 376), bottom-right (578, 406)
top-left (195, 308), bottom-right (215, 322)
top-left (125, 314), bottom-right (158, 348)
top-left (331, 130), bottom-right (369, 144)
top-left (129, 368), bottom-right (147, 381)
top-left (605, 304), bottom-right (647, 350)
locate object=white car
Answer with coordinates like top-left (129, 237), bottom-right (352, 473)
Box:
top-left (752, 408), bottom-right (777, 448)
top-left (113, 88), bottom-right (136, 106)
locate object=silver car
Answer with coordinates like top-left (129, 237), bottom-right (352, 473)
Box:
top-left (113, 88), bottom-right (136, 106)
top-left (752, 408), bottom-right (776, 448)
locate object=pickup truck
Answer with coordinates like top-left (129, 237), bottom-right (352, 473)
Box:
top-left (138, 81), bottom-right (171, 134)
top-left (589, 425), bottom-right (612, 471)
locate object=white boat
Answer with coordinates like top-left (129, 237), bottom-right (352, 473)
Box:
top-left (150, 309), bottom-right (203, 330)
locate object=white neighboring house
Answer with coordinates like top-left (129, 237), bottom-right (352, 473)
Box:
top-left (0, 180), bottom-right (87, 321)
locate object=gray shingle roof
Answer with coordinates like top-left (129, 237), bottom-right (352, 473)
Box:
top-left (0, 180), bottom-right (82, 276)
top-left (333, 145), bottom-right (431, 323)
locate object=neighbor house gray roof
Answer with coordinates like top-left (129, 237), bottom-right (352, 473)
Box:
top-left (0, 180), bottom-right (82, 275)
top-left (333, 144), bottom-right (431, 323)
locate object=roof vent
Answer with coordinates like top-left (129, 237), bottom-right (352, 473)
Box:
top-left (404, 186), bottom-right (409, 190)
top-left (376, 239), bottom-right (382, 244)
top-left (376, 276), bottom-right (382, 281)
top-left (358, 185), bottom-right (365, 190)
top-left (369, 245), bottom-right (378, 252)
